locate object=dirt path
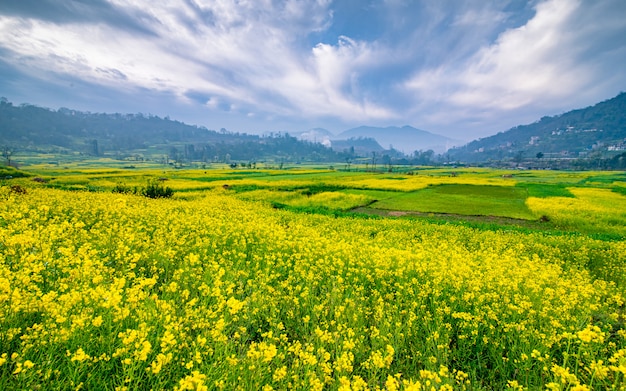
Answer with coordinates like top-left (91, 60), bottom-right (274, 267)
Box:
top-left (349, 206), bottom-right (551, 228)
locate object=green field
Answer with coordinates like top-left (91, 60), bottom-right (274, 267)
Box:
top-left (371, 184), bottom-right (536, 220)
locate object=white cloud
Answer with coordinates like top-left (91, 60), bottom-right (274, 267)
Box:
top-left (0, 14), bottom-right (228, 96)
top-left (309, 36), bottom-right (395, 119)
top-left (453, 7), bottom-right (508, 27)
top-left (404, 0), bottom-right (626, 135)
top-left (0, 1), bottom-right (337, 113)
top-left (455, 0), bottom-right (583, 105)
top-left (1, 0), bottom-right (624, 138)
top-left (406, 0), bottom-right (578, 103)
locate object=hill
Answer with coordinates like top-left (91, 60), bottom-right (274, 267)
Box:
top-left (328, 137), bottom-right (386, 155)
top-left (448, 92), bottom-right (626, 163)
top-left (0, 99), bottom-right (350, 164)
top-left (294, 128), bottom-right (389, 155)
top-left (336, 125), bottom-right (457, 154)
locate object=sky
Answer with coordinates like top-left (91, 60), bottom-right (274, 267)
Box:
top-left (1, 0), bottom-right (625, 142)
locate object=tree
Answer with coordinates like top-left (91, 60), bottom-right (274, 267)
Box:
top-left (382, 154), bottom-right (392, 170)
top-left (142, 179), bottom-right (174, 198)
top-left (168, 146), bottom-right (179, 165)
top-left (536, 152), bottom-right (544, 159)
top-left (2, 146), bottom-right (13, 167)
top-left (91, 139), bottom-right (100, 156)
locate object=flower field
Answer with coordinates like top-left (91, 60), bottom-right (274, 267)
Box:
top-left (1, 167), bottom-right (626, 390)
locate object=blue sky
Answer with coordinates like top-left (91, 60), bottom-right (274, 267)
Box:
top-left (1, 0), bottom-right (625, 141)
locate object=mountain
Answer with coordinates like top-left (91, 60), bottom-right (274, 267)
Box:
top-left (448, 92), bottom-right (626, 163)
top-left (336, 125), bottom-right (457, 154)
top-left (329, 137), bottom-right (386, 155)
top-left (0, 99), bottom-right (350, 163)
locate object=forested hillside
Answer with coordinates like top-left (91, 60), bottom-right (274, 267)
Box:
top-left (449, 92), bottom-right (626, 163)
top-left (0, 99), bottom-right (348, 163)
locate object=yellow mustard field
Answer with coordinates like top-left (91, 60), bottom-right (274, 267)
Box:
top-left (1, 180), bottom-right (626, 390)
top-left (526, 188), bottom-right (626, 236)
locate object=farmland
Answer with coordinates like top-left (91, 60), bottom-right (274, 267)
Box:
top-left (1, 164), bottom-right (626, 390)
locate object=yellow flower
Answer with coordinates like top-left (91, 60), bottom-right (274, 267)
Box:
top-left (176, 370), bottom-right (207, 391)
top-left (226, 297), bottom-right (244, 315)
top-left (71, 348), bottom-right (90, 362)
top-left (92, 316), bottom-right (104, 327)
top-left (247, 341), bottom-right (277, 363)
top-left (385, 375), bottom-right (399, 391)
top-left (273, 366), bottom-right (287, 381)
top-left (577, 325), bottom-right (604, 344)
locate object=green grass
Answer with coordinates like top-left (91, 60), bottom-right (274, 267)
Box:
top-left (517, 182), bottom-right (574, 198)
top-left (372, 184), bottom-right (537, 220)
top-left (613, 186), bottom-right (626, 196)
top-left (579, 172), bottom-right (626, 185)
top-left (0, 165), bottom-right (31, 178)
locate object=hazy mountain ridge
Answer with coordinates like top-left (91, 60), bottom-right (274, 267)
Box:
top-left (0, 99), bottom-right (427, 165)
top-left (329, 137), bottom-right (386, 155)
top-left (336, 125), bottom-right (458, 154)
top-left (0, 100), bottom-right (223, 149)
top-left (449, 92), bottom-right (626, 162)
top-left (292, 128), bottom-right (385, 155)
top-left (3, 92), bottom-right (625, 168)
top-left (0, 99), bottom-right (348, 163)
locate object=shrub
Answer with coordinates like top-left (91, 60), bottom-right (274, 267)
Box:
top-left (112, 183), bottom-right (137, 194)
top-left (142, 180), bottom-right (174, 199)
top-left (10, 184), bottom-right (27, 194)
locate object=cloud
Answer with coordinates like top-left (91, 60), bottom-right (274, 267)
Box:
top-left (453, 7), bottom-right (508, 27)
top-left (96, 67), bottom-right (128, 81)
top-left (454, 0), bottom-right (585, 106)
top-left (0, 0), bottom-right (624, 139)
top-left (404, 0), bottom-right (626, 136)
top-left (0, 0), bottom-right (399, 123)
top-left (308, 36), bottom-right (395, 119)
top-left (0, 0), bottom-right (157, 35)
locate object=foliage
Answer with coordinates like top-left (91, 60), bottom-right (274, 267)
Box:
top-left (613, 186), bottom-right (626, 197)
top-left (0, 165), bottom-right (30, 179)
top-left (112, 183), bottom-right (139, 195)
top-left (112, 180), bottom-right (175, 198)
top-left (142, 180), bottom-right (174, 199)
top-left (526, 187), bottom-right (626, 237)
top-left (237, 189), bottom-right (371, 212)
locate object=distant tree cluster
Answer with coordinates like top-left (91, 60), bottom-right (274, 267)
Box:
top-left (167, 133), bottom-right (350, 164)
top-left (571, 152), bottom-right (626, 170)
